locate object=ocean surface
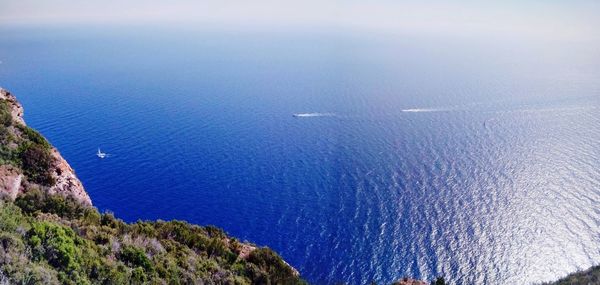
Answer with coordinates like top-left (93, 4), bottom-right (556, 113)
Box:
top-left (1, 26), bottom-right (599, 284)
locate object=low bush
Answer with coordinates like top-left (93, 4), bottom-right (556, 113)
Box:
top-left (248, 247), bottom-right (301, 284)
top-left (16, 124), bottom-right (50, 150)
top-left (15, 188), bottom-right (86, 220)
top-left (0, 101), bottom-right (11, 127)
top-left (27, 221), bottom-right (80, 271)
top-left (119, 245), bottom-right (154, 274)
top-left (19, 143), bottom-right (55, 186)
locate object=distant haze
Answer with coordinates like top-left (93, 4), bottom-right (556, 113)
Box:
top-left (1, 0), bottom-right (599, 42)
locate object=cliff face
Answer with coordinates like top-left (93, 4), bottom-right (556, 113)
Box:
top-left (47, 147), bottom-right (90, 205)
top-left (0, 87), bottom-right (91, 205)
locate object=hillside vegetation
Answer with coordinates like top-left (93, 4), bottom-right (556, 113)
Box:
top-left (0, 189), bottom-right (304, 284)
top-left (0, 99), bottom-right (55, 187)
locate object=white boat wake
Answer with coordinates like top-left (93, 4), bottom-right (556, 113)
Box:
top-left (293, 112), bottom-right (336, 117)
top-left (401, 108), bottom-right (443, 113)
top-left (401, 102), bottom-right (598, 116)
top-left (402, 108), bottom-right (457, 113)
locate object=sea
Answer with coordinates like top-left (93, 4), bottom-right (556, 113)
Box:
top-left (0, 26), bottom-right (599, 284)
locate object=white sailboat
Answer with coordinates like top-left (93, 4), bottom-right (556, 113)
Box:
top-left (96, 148), bottom-right (107, 159)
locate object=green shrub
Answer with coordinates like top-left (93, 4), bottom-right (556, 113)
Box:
top-left (247, 248), bottom-right (302, 285)
top-left (155, 220), bottom-right (209, 251)
top-left (0, 100), bottom-right (12, 127)
top-left (21, 265), bottom-right (60, 284)
top-left (0, 201), bottom-right (27, 232)
top-left (81, 208), bottom-right (101, 226)
top-left (130, 221), bottom-right (157, 237)
top-left (119, 245), bottom-right (154, 274)
top-left (13, 187), bottom-right (45, 214)
top-left (104, 265), bottom-right (129, 285)
top-left (92, 231), bottom-right (112, 245)
top-left (0, 146), bottom-right (19, 166)
top-left (205, 225), bottom-right (226, 239)
top-left (207, 238), bottom-right (228, 258)
top-left (19, 143), bottom-right (55, 186)
top-left (17, 124), bottom-right (50, 149)
top-left (100, 212), bottom-right (125, 233)
top-left (0, 232), bottom-right (26, 254)
top-left (130, 267), bottom-right (148, 284)
top-left (0, 124), bottom-right (9, 144)
top-left (27, 222), bottom-right (80, 271)
top-left (15, 188), bottom-right (88, 220)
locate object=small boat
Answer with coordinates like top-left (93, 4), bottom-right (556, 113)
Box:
top-left (96, 148), bottom-right (107, 159)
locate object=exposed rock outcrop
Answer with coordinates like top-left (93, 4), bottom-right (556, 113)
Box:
top-left (0, 165), bottom-right (22, 200)
top-left (393, 278), bottom-right (428, 285)
top-left (48, 147), bottom-right (91, 205)
top-left (0, 88), bottom-right (24, 125)
top-left (0, 87), bottom-right (91, 205)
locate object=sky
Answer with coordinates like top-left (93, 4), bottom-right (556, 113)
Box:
top-left (1, 1), bottom-right (599, 42)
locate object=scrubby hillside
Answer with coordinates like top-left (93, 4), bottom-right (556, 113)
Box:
top-left (0, 190), bottom-right (304, 284)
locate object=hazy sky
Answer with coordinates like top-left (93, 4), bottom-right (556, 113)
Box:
top-left (1, 0), bottom-right (599, 41)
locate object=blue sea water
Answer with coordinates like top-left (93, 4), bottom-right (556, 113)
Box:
top-left (1, 26), bottom-right (599, 284)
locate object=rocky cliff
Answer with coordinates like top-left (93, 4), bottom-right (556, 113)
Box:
top-left (0, 87), bottom-right (91, 205)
